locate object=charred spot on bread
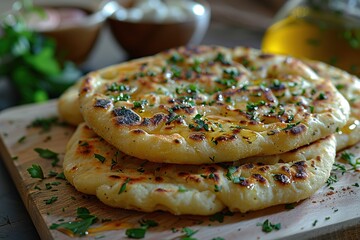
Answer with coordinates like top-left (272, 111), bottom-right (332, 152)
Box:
top-left (290, 124), bottom-right (306, 135)
top-left (131, 129), bottom-right (146, 134)
top-left (94, 99), bottom-right (111, 108)
top-left (273, 173), bottom-right (291, 185)
top-left (113, 108), bottom-right (141, 125)
top-left (189, 133), bottom-right (206, 141)
top-left (252, 173), bottom-right (266, 183)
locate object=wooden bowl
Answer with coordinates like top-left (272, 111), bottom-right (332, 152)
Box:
top-left (108, 0), bottom-right (211, 58)
top-left (29, 0), bottom-right (112, 65)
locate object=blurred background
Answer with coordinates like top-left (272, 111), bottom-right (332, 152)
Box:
top-left (0, 0), bottom-right (286, 110)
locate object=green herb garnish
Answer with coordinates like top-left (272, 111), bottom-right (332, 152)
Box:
top-left (34, 148), bottom-right (59, 166)
top-left (182, 227), bottom-right (198, 238)
top-left (0, 15), bottom-right (81, 104)
top-left (257, 219), bottom-right (281, 233)
top-left (44, 196), bottom-right (58, 205)
top-left (28, 117), bottom-right (59, 132)
top-left (326, 174), bottom-right (338, 186)
top-left (209, 210), bottom-right (234, 223)
top-left (50, 207), bottom-right (97, 236)
top-left (55, 172), bottom-right (66, 180)
top-left (189, 114), bottom-right (209, 131)
top-left (125, 219), bottom-right (158, 239)
top-left (139, 219), bottom-right (159, 228)
top-left (17, 136), bottom-right (26, 143)
top-left (94, 153), bottom-right (106, 163)
top-left (282, 122), bottom-right (301, 131)
top-left (27, 164), bottom-right (44, 179)
top-left (119, 178), bottom-right (131, 194)
top-left (125, 228), bottom-right (146, 239)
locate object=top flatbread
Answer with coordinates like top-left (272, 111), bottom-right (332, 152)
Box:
top-left (304, 60), bottom-right (360, 151)
top-left (78, 45), bottom-right (349, 164)
top-left (64, 123), bottom-right (336, 215)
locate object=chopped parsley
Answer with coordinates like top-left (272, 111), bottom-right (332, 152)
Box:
top-left (178, 186), bottom-right (188, 192)
top-left (257, 219), bottom-right (281, 233)
top-left (232, 176), bottom-right (246, 184)
top-left (55, 172), bottom-right (66, 180)
top-left (28, 117), bottom-right (59, 132)
top-left (317, 92), bottom-right (327, 100)
top-left (110, 93), bottom-right (131, 102)
top-left (119, 178), bottom-right (131, 194)
top-left (284, 203), bottom-right (296, 210)
top-left (17, 136), bottom-right (26, 143)
top-left (27, 164), bottom-right (44, 179)
top-left (189, 114), bottom-right (209, 131)
top-left (225, 166), bottom-right (237, 180)
top-left (125, 228), bottom-right (147, 239)
top-left (168, 52), bottom-right (184, 64)
top-left (326, 174), bottom-right (338, 187)
top-left (216, 78), bottom-right (237, 88)
top-left (170, 65), bottom-right (182, 78)
top-left (181, 227), bottom-right (198, 238)
top-left (282, 122), bottom-right (300, 131)
top-left (44, 196), bottom-right (58, 205)
top-left (107, 82), bottom-right (129, 92)
top-left (50, 207), bottom-right (97, 237)
top-left (191, 59), bottom-right (202, 73)
top-left (94, 153), bottom-right (106, 163)
top-left (125, 219), bottom-right (158, 239)
top-left (209, 210), bottom-right (234, 223)
top-left (34, 148), bottom-right (59, 167)
top-left (312, 220), bottom-right (318, 227)
top-left (139, 219), bottom-right (159, 228)
top-left (214, 184), bottom-right (222, 192)
top-left (340, 152), bottom-right (360, 171)
top-left (133, 100), bottom-right (148, 109)
top-left (214, 52), bottom-right (230, 65)
top-left (246, 101), bottom-right (265, 112)
top-left (332, 163), bottom-right (347, 174)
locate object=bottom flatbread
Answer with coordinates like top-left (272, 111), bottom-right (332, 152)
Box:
top-left (64, 123), bottom-right (336, 215)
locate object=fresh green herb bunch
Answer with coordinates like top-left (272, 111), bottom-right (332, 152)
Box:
top-left (0, 2), bottom-right (81, 104)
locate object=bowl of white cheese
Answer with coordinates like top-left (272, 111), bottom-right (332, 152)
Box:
top-left (108, 0), bottom-right (211, 58)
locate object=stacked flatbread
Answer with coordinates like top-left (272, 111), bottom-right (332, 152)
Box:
top-left (58, 46), bottom-right (355, 215)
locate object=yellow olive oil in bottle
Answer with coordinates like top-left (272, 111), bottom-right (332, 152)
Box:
top-left (262, 0), bottom-right (360, 76)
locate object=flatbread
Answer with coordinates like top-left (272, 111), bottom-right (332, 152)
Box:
top-left (63, 123), bottom-right (336, 215)
top-left (304, 60), bottom-right (360, 150)
top-left (78, 45), bottom-right (349, 164)
top-left (58, 82), bottom-right (83, 126)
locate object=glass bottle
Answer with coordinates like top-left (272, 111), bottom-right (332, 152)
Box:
top-left (262, 0), bottom-right (360, 76)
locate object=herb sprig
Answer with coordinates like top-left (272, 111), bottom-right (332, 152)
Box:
top-left (50, 207), bottom-right (97, 237)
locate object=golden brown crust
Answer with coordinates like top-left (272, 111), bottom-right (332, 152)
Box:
top-left (304, 59), bottom-right (360, 150)
top-left (63, 123), bottom-right (336, 215)
top-left (78, 46), bottom-right (349, 164)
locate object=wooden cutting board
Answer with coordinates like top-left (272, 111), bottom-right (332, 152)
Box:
top-left (0, 100), bottom-right (359, 240)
